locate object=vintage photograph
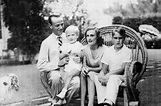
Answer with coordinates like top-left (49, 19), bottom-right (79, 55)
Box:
top-left (0, 0), bottom-right (161, 106)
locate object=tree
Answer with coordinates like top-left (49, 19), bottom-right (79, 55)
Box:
top-left (112, 16), bottom-right (123, 24)
top-left (103, 0), bottom-right (161, 18)
top-left (2, 0), bottom-right (50, 61)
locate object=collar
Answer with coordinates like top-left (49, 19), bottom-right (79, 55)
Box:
top-left (51, 33), bottom-right (62, 39)
top-left (112, 45), bottom-right (126, 53)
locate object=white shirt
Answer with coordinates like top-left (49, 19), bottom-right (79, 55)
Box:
top-left (37, 33), bottom-right (67, 72)
top-left (101, 45), bottom-right (132, 72)
top-left (60, 41), bottom-right (84, 72)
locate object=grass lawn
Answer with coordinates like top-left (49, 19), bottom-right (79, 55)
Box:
top-left (0, 49), bottom-right (161, 106)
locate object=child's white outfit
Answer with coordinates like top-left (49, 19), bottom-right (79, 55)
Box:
top-left (60, 41), bottom-right (84, 72)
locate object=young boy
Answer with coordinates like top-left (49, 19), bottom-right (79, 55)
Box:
top-left (57, 25), bottom-right (83, 99)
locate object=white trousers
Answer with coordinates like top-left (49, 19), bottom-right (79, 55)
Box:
top-left (92, 74), bottom-right (124, 104)
top-left (48, 71), bottom-right (80, 102)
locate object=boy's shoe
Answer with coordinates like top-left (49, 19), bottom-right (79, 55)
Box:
top-left (56, 88), bottom-right (67, 99)
top-left (103, 99), bottom-right (114, 106)
top-left (103, 103), bottom-right (111, 106)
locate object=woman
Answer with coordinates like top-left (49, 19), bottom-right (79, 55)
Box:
top-left (81, 27), bottom-right (108, 106)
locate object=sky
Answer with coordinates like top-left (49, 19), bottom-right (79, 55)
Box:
top-left (83, 0), bottom-right (138, 27)
top-left (46, 0), bottom-right (139, 27)
top-left (84, 0), bottom-right (138, 10)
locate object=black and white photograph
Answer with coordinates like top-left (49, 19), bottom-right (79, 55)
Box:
top-left (0, 0), bottom-right (161, 106)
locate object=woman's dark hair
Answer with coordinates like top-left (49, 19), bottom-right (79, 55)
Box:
top-left (84, 27), bottom-right (104, 47)
top-left (112, 27), bottom-right (126, 38)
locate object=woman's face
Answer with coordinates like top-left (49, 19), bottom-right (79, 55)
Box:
top-left (86, 30), bottom-right (97, 46)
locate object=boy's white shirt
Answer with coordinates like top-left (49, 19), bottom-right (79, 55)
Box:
top-left (101, 45), bottom-right (132, 72)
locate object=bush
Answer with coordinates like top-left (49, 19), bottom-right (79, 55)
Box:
top-left (122, 16), bottom-right (161, 49)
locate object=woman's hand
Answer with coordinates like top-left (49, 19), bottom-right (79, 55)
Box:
top-left (81, 66), bottom-right (91, 77)
top-left (81, 67), bottom-right (87, 77)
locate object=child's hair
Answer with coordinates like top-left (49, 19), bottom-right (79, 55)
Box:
top-left (65, 25), bottom-right (79, 37)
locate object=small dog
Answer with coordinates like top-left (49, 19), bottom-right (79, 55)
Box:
top-left (0, 73), bottom-right (19, 103)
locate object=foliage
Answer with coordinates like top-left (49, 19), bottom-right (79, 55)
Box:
top-left (42, 0), bottom-right (84, 17)
top-left (112, 16), bottom-right (123, 24)
top-left (106, 0), bottom-right (161, 18)
top-left (42, 0), bottom-right (85, 41)
top-left (63, 15), bottom-right (84, 41)
top-left (121, 16), bottom-right (161, 49)
top-left (2, 0), bottom-right (50, 59)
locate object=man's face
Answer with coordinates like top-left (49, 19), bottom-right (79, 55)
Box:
top-left (113, 32), bottom-right (125, 49)
top-left (51, 17), bottom-right (64, 36)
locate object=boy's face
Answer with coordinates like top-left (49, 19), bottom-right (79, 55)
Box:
top-left (113, 32), bottom-right (125, 49)
top-left (66, 30), bottom-right (78, 44)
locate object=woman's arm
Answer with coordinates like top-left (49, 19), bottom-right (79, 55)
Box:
top-left (88, 61), bottom-right (102, 73)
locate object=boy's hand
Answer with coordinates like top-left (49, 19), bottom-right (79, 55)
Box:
top-left (100, 74), bottom-right (110, 86)
top-left (98, 71), bottom-right (104, 81)
top-left (98, 72), bottom-right (105, 85)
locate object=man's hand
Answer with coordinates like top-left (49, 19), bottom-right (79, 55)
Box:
top-left (58, 56), bottom-right (69, 67)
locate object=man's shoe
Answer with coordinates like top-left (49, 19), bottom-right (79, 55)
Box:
top-left (56, 89), bottom-right (67, 99)
top-left (62, 99), bottom-right (66, 104)
top-left (48, 97), bottom-right (53, 102)
top-left (99, 103), bottom-right (111, 106)
top-left (51, 99), bottom-right (57, 104)
top-left (52, 99), bottom-right (66, 105)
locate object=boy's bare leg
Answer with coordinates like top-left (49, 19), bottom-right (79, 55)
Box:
top-left (57, 69), bottom-right (80, 99)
